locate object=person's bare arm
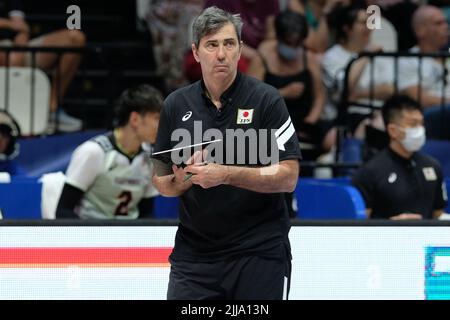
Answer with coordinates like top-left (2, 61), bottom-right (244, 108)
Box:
top-left (433, 209), bottom-right (444, 219)
top-left (347, 57), bottom-right (370, 95)
top-left (303, 16), bottom-right (330, 53)
top-left (152, 164), bottom-right (193, 197)
top-left (288, 0), bottom-right (305, 14)
top-left (265, 15), bottom-right (276, 41)
top-left (0, 18), bottom-right (12, 28)
top-left (304, 51), bottom-right (326, 124)
top-left (390, 213), bottom-right (423, 220)
top-left (186, 159), bottom-right (300, 193)
top-left (365, 209), bottom-right (424, 220)
top-left (402, 85), bottom-right (450, 108)
top-left (241, 45), bottom-right (258, 61)
top-left (351, 83), bottom-right (395, 101)
top-left (9, 16), bottom-right (29, 34)
top-left (246, 52), bottom-right (265, 80)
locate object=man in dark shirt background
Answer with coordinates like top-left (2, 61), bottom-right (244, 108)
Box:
top-left (352, 95), bottom-right (448, 220)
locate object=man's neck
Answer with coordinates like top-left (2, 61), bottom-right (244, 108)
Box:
top-left (389, 140), bottom-right (413, 159)
top-left (203, 71), bottom-right (237, 109)
top-left (114, 127), bottom-right (141, 157)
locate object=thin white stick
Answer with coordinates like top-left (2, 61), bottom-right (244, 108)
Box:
top-left (151, 139), bottom-right (222, 156)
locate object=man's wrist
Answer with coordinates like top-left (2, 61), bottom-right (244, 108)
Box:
top-left (223, 165), bottom-right (232, 185)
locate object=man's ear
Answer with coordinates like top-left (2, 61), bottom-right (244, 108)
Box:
top-left (414, 25), bottom-right (425, 40)
top-left (386, 123), bottom-right (398, 140)
top-left (129, 111), bottom-right (139, 126)
top-left (192, 43), bottom-right (200, 63)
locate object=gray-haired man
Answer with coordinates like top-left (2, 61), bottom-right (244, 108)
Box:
top-left (153, 6), bottom-right (301, 300)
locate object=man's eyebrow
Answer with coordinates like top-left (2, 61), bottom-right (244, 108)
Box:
top-left (205, 38), bottom-right (236, 43)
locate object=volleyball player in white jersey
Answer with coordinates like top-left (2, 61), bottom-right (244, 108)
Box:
top-left (56, 84), bottom-right (163, 219)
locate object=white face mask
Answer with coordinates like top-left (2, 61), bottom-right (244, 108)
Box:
top-left (398, 125), bottom-right (426, 152)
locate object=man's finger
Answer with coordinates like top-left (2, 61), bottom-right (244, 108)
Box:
top-left (185, 165), bottom-right (202, 174)
top-left (186, 150), bottom-right (203, 165)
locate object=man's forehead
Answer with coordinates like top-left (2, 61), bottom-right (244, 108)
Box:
top-left (201, 23), bottom-right (238, 42)
top-left (427, 9), bottom-right (446, 23)
top-left (400, 109), bottom-right (423, 121)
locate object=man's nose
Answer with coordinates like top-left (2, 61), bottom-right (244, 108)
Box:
top-left (217, 44), bottom-right (226, 60)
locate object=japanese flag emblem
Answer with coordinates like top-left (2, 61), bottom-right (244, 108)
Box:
top-left (236, 108), bottom-right (254, 124)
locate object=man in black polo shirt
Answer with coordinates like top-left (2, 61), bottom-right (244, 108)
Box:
top-left (352, 95), bottom-right (448, 220)
top-left (152, 6), bottom-right (301, 299)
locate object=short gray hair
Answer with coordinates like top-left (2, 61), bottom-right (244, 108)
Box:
top-left (192, 6), bottom-right (243, 48)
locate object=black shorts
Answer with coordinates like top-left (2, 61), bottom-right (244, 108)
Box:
top-left (167, 253), bottom-right (291, 300)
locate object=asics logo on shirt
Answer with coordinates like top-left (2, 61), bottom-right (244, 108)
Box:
top-left (182, 111), bottom-right (193, 122)
top-left (388, 172), bottom-right (397, 184)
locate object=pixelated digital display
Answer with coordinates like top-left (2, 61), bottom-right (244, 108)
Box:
top-left (1, 226), bottom-right (450, 299)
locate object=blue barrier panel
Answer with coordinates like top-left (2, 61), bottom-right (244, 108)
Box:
top-left (153, 196), bottom-right (179, 219)
top-left (0, 177), bottom-right (41, 219)
top-left (16, 130), bottom-right (104, 177)
top-left (295, 180), bottom-right (366, 219)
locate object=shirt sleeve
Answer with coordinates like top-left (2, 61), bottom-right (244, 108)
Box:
top-left (153, 99), bottom-right (172, 154)
top-left (65, 141), bottom-right (104, 192)
top-left (321, 49), bottom-right (348, 101)
top-left (351, 167), bottom-right (375, 209)
top-left (261, 89), bottom-right (302, 162)
top-left (433, 164), bottom-right (448, 211)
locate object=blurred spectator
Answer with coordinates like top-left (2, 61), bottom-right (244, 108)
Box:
top-left (352, 95), bottom-right (448, 219)
top-left (248, 10), bottom-right (335, 153)
top-left (322, 1), bottom-right (394, 138)
top-left (0, 110), bottom-right (24, 175)
top-left (365, 0), bottom-right (398, 52)
top-left (368, 0), bottom-right (425, 50)
top-left (55, 84), bottom-right (162, 219)
top-left (0, 0), bottom-right (86, 132)
top-left (288, 0), bottom-right (351, 53)
top-left (203, 0), bottom-right (280, 61)
top-left (398, 5), bottom-right (450, 139)
top-left (429, 0), bottom-right (450, 25)
top-left (145, 0), bottom-right (203, 91)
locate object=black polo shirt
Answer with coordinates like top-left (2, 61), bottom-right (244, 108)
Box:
top-left (352, 147), bottom-right (448, 219)
top-left (154, 72), bottom-right (302, 261)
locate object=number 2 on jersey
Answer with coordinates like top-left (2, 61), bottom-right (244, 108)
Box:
top-left (115, 191), bottom-right (132, 216)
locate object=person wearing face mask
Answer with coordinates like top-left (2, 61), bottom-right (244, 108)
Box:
top-left (352, 95), bottom-right (448, 220)
top-left (248, 10), bottom-right (335, 155)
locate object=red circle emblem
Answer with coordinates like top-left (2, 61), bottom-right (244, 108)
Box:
top-left (243, 111), bottom-right (249, 117)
